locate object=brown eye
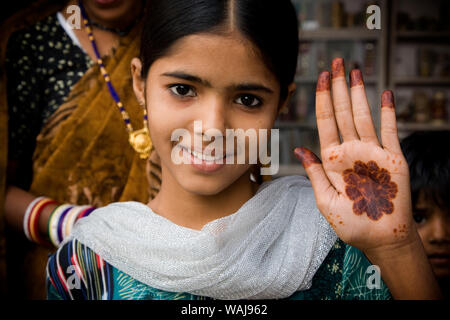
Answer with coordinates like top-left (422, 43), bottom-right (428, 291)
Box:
top-left (413, 214), bottom-right (425, 224)
top-left (235, 94), bottom-right (262, 107)
top-left (169, 84), bottom-right (196, 97)
top-left (413, 209), bottom-right (427, 225)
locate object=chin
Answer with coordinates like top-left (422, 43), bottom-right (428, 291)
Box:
top-left (86, 0), bottom-right (136, 21)
top-left (178, 174), bottom-right (232, 196)
top-left (432, 267), bottom-right (450, 280)
top-left (177, 163), bottom-right (252, 196)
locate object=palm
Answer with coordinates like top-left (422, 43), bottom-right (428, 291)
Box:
top-left (320, 140), bottom-right (411, 250)
top-left (294, 58), bottom-right (415, 252)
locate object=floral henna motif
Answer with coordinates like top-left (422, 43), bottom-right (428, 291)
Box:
top-left (343, 161), bottom-right (398, 221)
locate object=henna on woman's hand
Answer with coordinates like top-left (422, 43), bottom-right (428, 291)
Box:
top-left (343, 161), bottom-right (398, 221)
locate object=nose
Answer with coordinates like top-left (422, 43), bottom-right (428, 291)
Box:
top-left (193, 95), bottom-right (227, 139)
top-left (428, 214), bottom-right (450, 244)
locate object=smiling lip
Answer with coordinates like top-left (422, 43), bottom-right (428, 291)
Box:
top-left (93, 0), bottom-right (122, 7)
top-left (94, 0), bottom-right (119, 4)
top-left (179, 145), bottom-right (233, 173)
top-left (428, 254), bottom-right (450, 266)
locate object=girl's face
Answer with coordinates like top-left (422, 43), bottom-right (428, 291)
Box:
top-left (132, 32), bottom-right (294, 196)
top-left (413, 191), bottom-right (450, 280)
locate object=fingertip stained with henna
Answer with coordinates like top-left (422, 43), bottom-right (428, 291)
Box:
top-left (316, 71), bottom-right (330, 92)
top-left (381, 90), bottom-right (395, 109)
top-left (350, 69), bottom-right (363, 87)
top-left (331, 58), bottom-right (345, 79)
top-left (294, 147), bottom-right (321, 168)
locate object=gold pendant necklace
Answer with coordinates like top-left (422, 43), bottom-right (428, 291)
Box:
top-left (129, 128), bottom-right (152, 160)
top-left (79, 0), bottom-right (152, 159)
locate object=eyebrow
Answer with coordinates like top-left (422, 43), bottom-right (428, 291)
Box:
top-left (161, 71), bottom-right (274, 94)
top-left (232, 83), bottom-right (274, 94)
top-left (161, 72), bottom-right (212, 87)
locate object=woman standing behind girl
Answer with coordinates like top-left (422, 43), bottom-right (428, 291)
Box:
top-left (47, 0), bottom-right (441, 300)
top-left (2, 0), bottom-right (162, 299)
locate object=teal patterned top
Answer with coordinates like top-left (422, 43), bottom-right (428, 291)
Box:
top-left (46, 238), bottom-right (392, 300)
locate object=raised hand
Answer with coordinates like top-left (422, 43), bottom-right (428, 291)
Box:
top-left (293, 58), bottom-right (415, 253)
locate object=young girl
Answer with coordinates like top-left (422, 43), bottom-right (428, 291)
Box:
top-left (401, 131), bottom-right (450, 299)
top-left (46, 0), bottom-right (441, 300)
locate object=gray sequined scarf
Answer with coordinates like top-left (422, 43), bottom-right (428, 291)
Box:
top-left (65, 175), bottom-right (337, 299)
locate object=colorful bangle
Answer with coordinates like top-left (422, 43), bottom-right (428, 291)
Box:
top-left (25, 198), bottom-right (97, 248)
top-left (63, 206), bottom-right (88, 239)
top-left (23, 196), bottom-right (45, 241)
top-left (48, 204), bottom-right (72, 247)
top-left (57, 206), bottom-right (74, 244)
top-left (28, 199), bottom-right (45, 243)
top-left (71, 205), bottom-right (92, 228)
top-left (62, 207), bottom-right (77, 239)
top-left (77, 206), bottom-right (96, 220)
top-left (46, 205), bottom-right (58, 243)
top-left (29, 198), bottom-right (58, 245)
top-left (44, 202), bottom-right (97, 247)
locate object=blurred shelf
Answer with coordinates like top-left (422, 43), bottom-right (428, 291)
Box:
top-left (274, 165), bottom-right (306, 177)
top-left (396, 31), bottom-right (450, 41)
top-left (295, 75), bottom-right (378, 84)
top-left (394, 77), bottom-right (450, 86)
top-left (299, 28), bottom-right (381, 41)
top-left (397, 122), bottom-right (450, 131)
top-left (389, 0), bottom-right (450, 126)
top-left (274, 121), bottom-right (317, 130)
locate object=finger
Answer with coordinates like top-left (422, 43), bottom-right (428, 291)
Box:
top-left (293, 147), bottom-right (335, 209)
top-left (316, 71), bottom-right (340, 149)
top-left (331, 58), bottom-right (359, 142)
top-left (380, 90), bottom-right (402, 154)
top-left (349, 69), bottom-right (380, 146)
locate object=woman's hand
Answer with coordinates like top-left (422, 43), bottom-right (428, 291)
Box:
top-left (294, 57), bottom-right (415, 254)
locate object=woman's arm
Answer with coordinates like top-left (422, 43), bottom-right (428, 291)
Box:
top-left (4, 185), bottom-right (58, 240)
top-left (5, 185), bottom-right (96, 246)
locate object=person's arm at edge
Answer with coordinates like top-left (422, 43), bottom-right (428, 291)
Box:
top-left (4, 185), bottom-right (57, 242)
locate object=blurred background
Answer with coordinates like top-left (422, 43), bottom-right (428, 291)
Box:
top-left (275, 0), bottom-right (450, 177)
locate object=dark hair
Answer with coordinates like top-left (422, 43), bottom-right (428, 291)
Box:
top-left (139, 0), bottom-right (299, 102)
top-left (400, 131), bottom-right (450, 210)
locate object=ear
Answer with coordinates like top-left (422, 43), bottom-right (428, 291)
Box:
top-left (277, 82), bottom-right (297, 116)
top-left (131, 57), bottom-right (146, 106)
